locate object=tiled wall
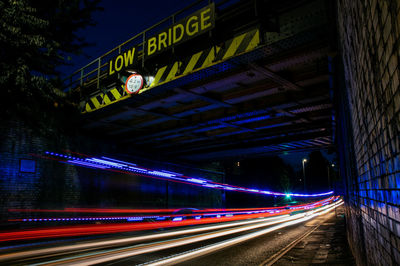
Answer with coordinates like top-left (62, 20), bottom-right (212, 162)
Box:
top-left (337, 0), bottom-right (400, 264)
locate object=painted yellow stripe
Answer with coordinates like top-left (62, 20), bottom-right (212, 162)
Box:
top-left (183, 51), bottom-right (203, 75)
top-left (110, 88), bottom-right (121, 99)
top-left (102, 94), bottom-right (112, 105)
top-left (245, 30), bottom-right (260, 52)
top-left (85, 103), bottom-right (92, 112)
top-left (165, 62), bottom-right (180, 82)
top-left (150, 66), bottom-right (168, 87)
top-left (202, 46), bottom-right (221, 69)
top-left (223, 33), bottom-right (246, 60)
top-left (91, 97), bottom-right (101, 109)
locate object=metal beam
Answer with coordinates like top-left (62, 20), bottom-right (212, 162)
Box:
top-left (248, 63), bottom-right (302, 91)
top-left (115, 90), bottom-right (329, 143)
top-left (166, 127), bottom-right (331, 156)
top-left (173, 88), bottom-right (232, 107)
top-left (219, 121), bottom-right (256, 132)
top-left (145, 115), bottom-right (331, 151)
top-left (180, 137), bottom-right (333, 161)
top-left (126, 107), bottom-right (184, 121)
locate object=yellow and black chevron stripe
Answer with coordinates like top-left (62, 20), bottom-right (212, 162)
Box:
top-left (83, 85), bottom-right (127, 113)
top-left (83, 28), bottom-right (260, 113)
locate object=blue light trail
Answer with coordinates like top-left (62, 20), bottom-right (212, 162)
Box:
top-left (45, 151), bottom-right (334, 197)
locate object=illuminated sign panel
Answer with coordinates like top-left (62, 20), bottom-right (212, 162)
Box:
top-left (146, 3), bottom-right (215, 57)
top-left (108, 47), bottom-right (137, 76)
top-left (19, 159), bottom-right (36, 173)
top-left (108, 3), bottom-right (215, 76)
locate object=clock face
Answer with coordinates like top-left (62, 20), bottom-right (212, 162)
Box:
top-left (125, 74), bottom-right (144, 94)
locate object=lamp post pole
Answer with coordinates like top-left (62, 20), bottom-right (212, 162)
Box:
top-left (327, 163), bottom-right (335, 190)
top-left (327, 165), bottom-right (330, 189)
top-left (302, 158), bottom-right (307, 192)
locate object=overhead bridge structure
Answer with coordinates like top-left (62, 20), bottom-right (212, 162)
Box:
top-left (65, 0), bottom-right (336, 161)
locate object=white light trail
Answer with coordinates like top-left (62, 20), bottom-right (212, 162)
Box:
top-left (0, 214), bottom-right (288, 263)
top-left (147, 200), bottom-right (343, 266)
top-left (35, 201), bottom-right (342, 265)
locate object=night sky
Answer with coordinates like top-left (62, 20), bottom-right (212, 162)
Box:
top-left (59, 0), bottom-right (335, 169)
top-left (58, 0), bottom-right (198, 77)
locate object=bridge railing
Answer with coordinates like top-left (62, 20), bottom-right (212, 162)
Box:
top-left (63, 0), bottom-right (240, 94)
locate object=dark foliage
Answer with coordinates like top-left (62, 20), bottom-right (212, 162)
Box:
top-left (0, 0), bottom-right (101, 118)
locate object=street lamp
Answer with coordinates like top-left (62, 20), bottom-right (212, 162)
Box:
top-left (302, 158), bottom-right (307, 192)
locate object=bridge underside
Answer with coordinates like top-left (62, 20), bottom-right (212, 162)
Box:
top-left (79, 0), bottom-right (335, 161)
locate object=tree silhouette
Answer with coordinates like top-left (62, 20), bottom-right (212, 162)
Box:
top-left (0, 0), bottom-right (101, 114)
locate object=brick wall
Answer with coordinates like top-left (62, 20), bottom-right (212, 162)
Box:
top-left (0, 119), bottom-right (80, 219)
top-left (337, 0), bottom-right (400, 264)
